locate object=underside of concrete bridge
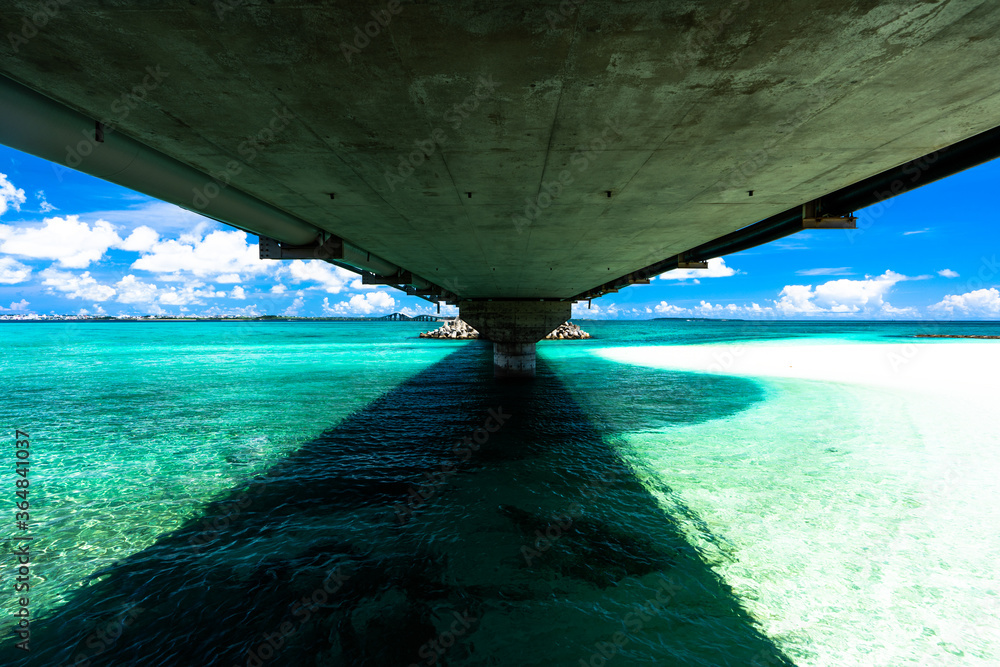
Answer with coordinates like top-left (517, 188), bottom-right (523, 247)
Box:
top-left (3, 1), bottom-right (1000, 375)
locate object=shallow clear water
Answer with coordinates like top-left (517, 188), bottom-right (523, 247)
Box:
top-left (1, 320), bottom-right (998, 666)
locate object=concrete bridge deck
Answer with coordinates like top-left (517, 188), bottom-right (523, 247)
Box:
top-left (2, 0), bottom-right (1000, 375)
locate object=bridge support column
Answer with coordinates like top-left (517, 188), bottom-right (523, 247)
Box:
top-left (459, 300), bottom-right (571, 379)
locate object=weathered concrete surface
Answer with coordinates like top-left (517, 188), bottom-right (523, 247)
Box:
top-left (459, 301), bottom-right (571, 344)
top-left (494, 342), bottom-right (537, 379)
top-left (461, 300), bottom-right (571, 377)
top-left (2, 1), bottom-right (1000, 298)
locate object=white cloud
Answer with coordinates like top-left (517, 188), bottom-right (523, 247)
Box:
top-left (0, 299), bottom-right (30, 312)
top-left (0, 215), bottom-right (123, 268)
top-left (571, 301), bottom-right (598, 318)
top-left (285, 260), bottom-right (355, 293)
top-left (158, 283), bottom-right (226, 306)
top-left (571, 301), bottom-right (623, 319)
top-left (322, 291), bottom-right (395, 315)
top-left (35, 191), bottom-right (56, 213)
top-left (131, 230), bottom-right (270, 279)
top-left (40, 268), bottom-right (116, 301)
top-left (774, 270), bottom-right (915, 316)
top-left (796, 267), bottom-right (854, 276)
top-left (653, 301), bottom-right (687, 315)
top-left (903, 228), bottom-right (930, 235)
top-left (230, 285), bottom-right (246, 300)
top-left (283, 296), bottom-right (305, 316)
top-left (937, 269), bottom-right (959, 278)
top-left (659, 257), bottom-right (737, 281)
top-left (930, 288), bottom-right (1000, 318)
top-left (215, 273), bottom-right (242, 284)
top-left (115, 275), bottom-right (159, 304)
top-left (0, 174), bottom-right (26, 216)
top-left (119, 225), bottom-right (160, 252)
top-left (270, 284), bottom-right (287, 294)
top-left (0, 257), bottom-right (32, 284)
top-left (201, 304), bottom-right (263, 318)
top-left (87, 201), bottom-right (217, 235)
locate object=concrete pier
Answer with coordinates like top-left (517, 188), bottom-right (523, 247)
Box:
top-left (460, 301), bottom-right (571, 379)
top-left (494, 343), bottom-right (537, 378)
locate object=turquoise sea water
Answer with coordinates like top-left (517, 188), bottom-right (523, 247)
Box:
top-left (1, 320), bottom-right (999, 666)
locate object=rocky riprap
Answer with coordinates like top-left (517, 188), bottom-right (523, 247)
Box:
top-left (419, 318), bottom-right (480, 339)
top-left (419, 319), bottom-right (590, 340)
top-left (545, 321), bottom-right (591, 339)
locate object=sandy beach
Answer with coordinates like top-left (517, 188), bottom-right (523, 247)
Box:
top-left (596, 340), bottom-right (1000, 397)
top-left (594, 338), bottom-right (1000, 665)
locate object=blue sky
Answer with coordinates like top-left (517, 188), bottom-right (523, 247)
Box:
top-left (1, 143), bottom-right (998, 319)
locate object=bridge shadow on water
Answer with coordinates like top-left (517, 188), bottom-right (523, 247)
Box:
top-left (8, 343), bottom-right (794, 667)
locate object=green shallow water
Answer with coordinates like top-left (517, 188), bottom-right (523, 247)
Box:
top-left (1, 320), bottom-right (998, 666)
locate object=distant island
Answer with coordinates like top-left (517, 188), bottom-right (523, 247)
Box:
top-left (0, 312), bottom-right (450, 323)
top-left (652, 317), bottom-right (746, 321)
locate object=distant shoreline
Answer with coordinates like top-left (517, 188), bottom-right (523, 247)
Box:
top-left (0, 317), bottom-right (443, 323)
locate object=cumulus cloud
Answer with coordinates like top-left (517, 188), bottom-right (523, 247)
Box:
top-left (0, 299), bottom-right (30, 312)
top-left (0, 174), bottom-right (26, 216)
top-left (132, 230), bottom-right (270, 279)
top-left (571, 301), bottom-right (599, 318)
top-left (40, 268), bottom-right (116, 301)
top-left (570, 301), bottom-right (652, 320)
top-left (215, 273), bottom-right (243, 284)
top-left (0, 257), bottom-right (32, 284)
top-left (774, 270), bottom-right (915, 316)
top-left (0, 216), bottom-right (123, 268)
top-left (930, 288), bottom-right (1000, 318)
top-left (118, 225), bottom-right (160, 252)
top-left (158, 283), bottom-right (226, 306)
top-left (653, 301), bottom-right (687, 315)
top-left (659, 257), bottom-right (736, 281)
top-left (114, 275), bottom-right (158, 304)
top-left (285, 260), bottom-right (356, 293)
top-left (283, 296), bottom-right (305, 316)
top-left (322, 291), bottom-right (395, 315)
top-left (937, 269), bottom-right (959, 278)
top-left (230, 285), bottom-right (246, 300)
